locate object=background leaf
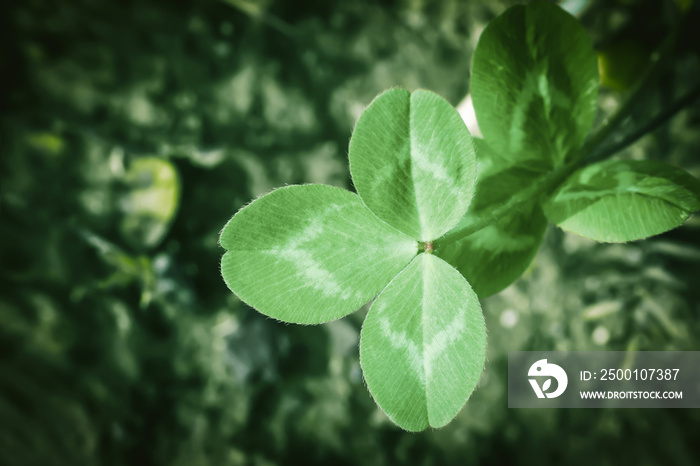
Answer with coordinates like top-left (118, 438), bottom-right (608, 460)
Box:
top-left (471, 2), bottom-right (598, 168)
top-left (220, 184), bottom-right (417, 324)
top-left (120, 157), bottom-right (180, 250)
top-left (543, 160), bottom-right (700, 242)
top-left (436, 139), bottom-right (547, 297)
top-left (360, 253), bottom-right (486, 431)
top-left (349, 89), bottom-right (477, 241)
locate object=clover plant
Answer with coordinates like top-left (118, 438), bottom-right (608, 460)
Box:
top-left (219, 2), bottom-right (700, 431)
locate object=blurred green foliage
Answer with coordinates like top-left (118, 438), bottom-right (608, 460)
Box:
top-left (2, 0), bottom-right (700, 465)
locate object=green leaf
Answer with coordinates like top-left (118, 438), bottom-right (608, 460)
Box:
top-left (360, 253), bottom-right (486, 431)
top-left (543, 160), bottom-right (700, 242)
top-left (436, 140), bottom-right (547, 296)
top-left (220, 184), bottom-right (418, 324)
top-left (121, 157), bottom-right (181, 250)
top-left (349, 88), bottom-right (477, 241)
top-left (471, 2), bottom-right (598, 167)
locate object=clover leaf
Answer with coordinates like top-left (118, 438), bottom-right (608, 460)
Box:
top-left (471, 2), bottom-right (598, 168)
top-left (435, 2), bottom-right (601, 297)
top-left (220, 88), bottom-right (485, 430)
top-left (360, 253), bottom-right (485, 431)
top-left (220, 184), bottom-right (418, 324)
top-left (543, 160), bottom-right (700, 242)
top-left (349, 89), bottom-right (477, 241)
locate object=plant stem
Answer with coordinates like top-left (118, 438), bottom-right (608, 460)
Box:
top-left (433, 27), bottom-right (685, 251)
top-left (578, 36), bottom-right (678, 158)
top-left (432, 159), bottom-right (576, 250)
top-left (588, 82), bottom-right (700, 164)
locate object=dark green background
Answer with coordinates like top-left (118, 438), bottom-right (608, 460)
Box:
top-left (2, 0), bottom-right (700, 464)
